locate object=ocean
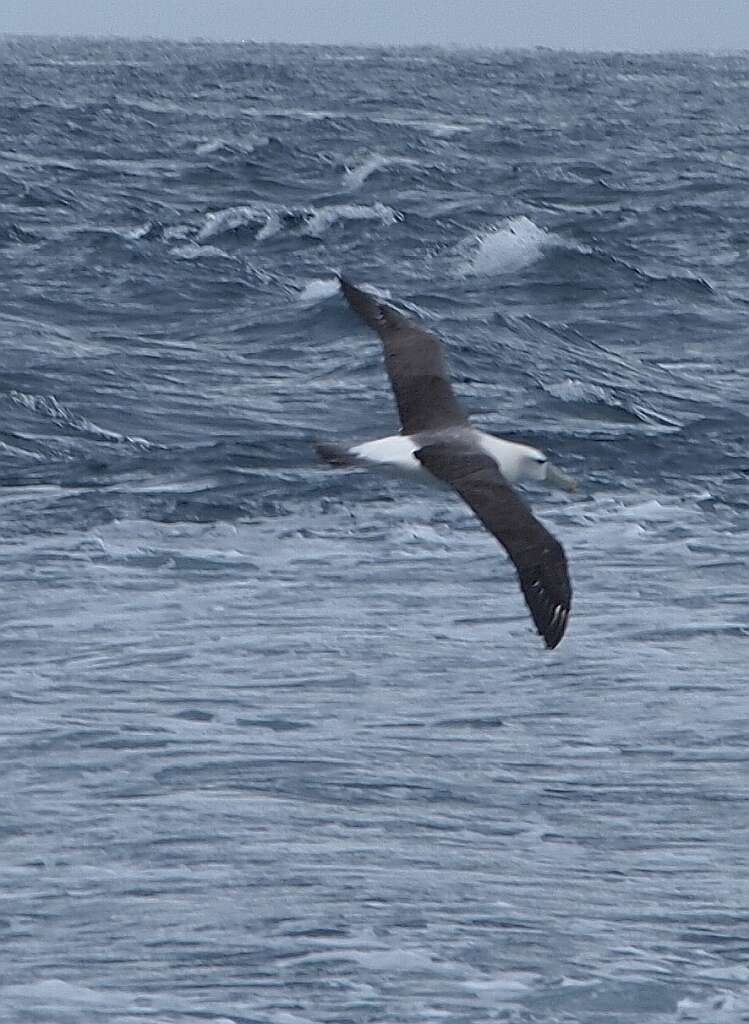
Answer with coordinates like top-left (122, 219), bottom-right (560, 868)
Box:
top-left (1, 35), bottom-right (747, 1024)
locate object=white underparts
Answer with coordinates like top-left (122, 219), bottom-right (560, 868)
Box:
top-left (348, 432), bottom-right (545, 486)
top-left (349, 435), bottom-right (426, 478)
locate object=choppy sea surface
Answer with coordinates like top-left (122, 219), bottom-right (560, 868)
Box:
top-left (1, 35), bottom-right (748, 1024)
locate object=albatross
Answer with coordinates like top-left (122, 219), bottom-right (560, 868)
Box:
top-left (317, 276), bottom-right (576, 650)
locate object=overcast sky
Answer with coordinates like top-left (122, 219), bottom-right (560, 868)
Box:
top-left (2, 0), bottom-right (749, 51)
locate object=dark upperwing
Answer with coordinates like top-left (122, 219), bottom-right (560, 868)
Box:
top-left (338, 276), bottom-right (468, 435)
top-left (415, 441), bottom-right (572, 649)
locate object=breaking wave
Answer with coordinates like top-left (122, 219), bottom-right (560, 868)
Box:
top-left (196, 204), bottom-right (281, 243)
top-left (170, 241), bottom-right (233, 260)
top-left (302, 202), bottom-right (401, 236)
top-left (297, 277), bottom-right (341, 304)
top-left (342, 153), bottom-right (418, 190)
top-left (459, 216), bottom-right (576, 276)
top-left (194, 134), bottom-right (270, 156)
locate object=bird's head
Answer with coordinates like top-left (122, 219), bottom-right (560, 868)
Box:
top-left (523, 448), bottom-right (577, 492)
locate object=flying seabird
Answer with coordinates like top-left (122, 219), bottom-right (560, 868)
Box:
top-left (317, 276), bottom-right (576, 650)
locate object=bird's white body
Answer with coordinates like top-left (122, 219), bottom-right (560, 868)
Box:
top-left (349, 432), bottom-right (547, 486)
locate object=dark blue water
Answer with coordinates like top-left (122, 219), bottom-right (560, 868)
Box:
top-left (1, 35), bottom-right (748, 1023)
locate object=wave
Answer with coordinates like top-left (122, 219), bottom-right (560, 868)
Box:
top-left (123, 221), bottom-right (170, 242)
top-left (459, 216), bottom-right (584, 276)
top-left (7, 390), bottom-right (159, 449)
top-left (0, 223), bottom-right (36, 246)
top-left (302, 202), bottom-right (401, 237)
top-left (196, 204), bottom-right (268, 243)
top-left (342, 153), bottom-right (418, 190)
top-left (194, 135), bottom-right (270, 156)
top-left (170, 241), bottom-right (233, 260)
top-left (0, 438), bottom-right (46, 461)
top-left (298, 277), bottom-right (341, 304)
top-left (256, 210), bottom-right (283, 241)
top-left (596, 250), bottom-right (716, 294)
top-left (545, 379), bottom-right (616, 404)
top-left (195, 139), bottom-right (230, 156)
top-left (541, 378), bottom-right (684, 428)
top-left (196, 203), bottom-right (285, 244)
top-left (240, 105), bottom-right (473, 136)
top-left (142, 200), bottom-right (399, 250)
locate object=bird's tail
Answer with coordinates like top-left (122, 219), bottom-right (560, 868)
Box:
top-left (315, 441), bottom-right (359, 468)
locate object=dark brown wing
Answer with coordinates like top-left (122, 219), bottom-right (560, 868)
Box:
top-left (339, 276), bottom-right (468, 434)
top-left (415, 442), bottom-right (572, 649)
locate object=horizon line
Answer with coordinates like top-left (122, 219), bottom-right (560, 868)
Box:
top-left (2, 30), bottom-right (749, 57)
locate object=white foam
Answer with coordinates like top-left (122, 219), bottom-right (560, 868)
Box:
top-left (195, 135), bottom-right (270, 156)
top-left (196, 204), bottom-right (263, 242)
top-left (8, 389), bottom-right (156, 448)
top-left (298, 277), bottom-right (340, 304)
top-left (163, 224), bottom-right (192, 242)
top-left (196, 203), bottom-right (284, 243)
top-left (342, 153), bottom-right (417, 190)
top-left (0, 439), bottom-right (44, 460)
top-left (617, 499), bottom-right (676, 523)
top-left (124, 222), bottom-right (153, 240)
top-left (195, 139), bottom-right (226, 155)
top-left (302, 202), bottom-right (400, 237)
top-left (546, 378), bottom-right (614, 404)
top-left (677, 989), bottom-right (749, 1021)
top-left (256, 210), bottom-right (283, 241)
top-left (464, 971), bottom-right (538, 1000)
top-left (170, 241), bottom-right (230, 260)
top-left (460, 216), bottom-right (553, 276)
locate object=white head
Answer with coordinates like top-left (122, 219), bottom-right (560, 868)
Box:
top-left (480, 436), bottom-right (576, 490)
top-left (519, 445), bottom-right (577, 492)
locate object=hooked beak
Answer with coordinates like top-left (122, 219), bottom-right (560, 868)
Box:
top-left (546, 462), bottom-right (577, 493)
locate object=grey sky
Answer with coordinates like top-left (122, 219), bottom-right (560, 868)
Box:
top-left (2, 0), bottom-right (749, 51)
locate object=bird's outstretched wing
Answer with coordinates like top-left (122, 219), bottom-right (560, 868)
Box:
top-left (339, 276), bottom-right (468, 434)
top-left (415, 441), bottom-right (572, 649)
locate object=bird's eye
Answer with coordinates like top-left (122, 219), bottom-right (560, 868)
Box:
top-left (535, 457), bottom-right (547, 465)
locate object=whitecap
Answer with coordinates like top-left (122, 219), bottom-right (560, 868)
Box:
top-left (545, 379), bottom-right (615, 404)
top-left (302, 202), bottom-right (400, 237)
top-left (170, 241), bottom-right (231, 261)
top-left (197, 203), bottom-right (284, 243)
top-left (195, 134), bottom-right (270, 157)
top-left (460, 216), bottom-right (554, 276)
top-left (463, 971), bottom-right (539, 1003)
top-left (195, 139), bottom-right (226, 156)
top-left (342, 153), bottom-right (417, 190)
top-left (163, 224), bottom-right (192, 242)
top-left (123, 222), bottom-right (154, 240)
top-left (256, 210), bottom-right (283, 241)
top-left (196, 204), bottom-right (264, 243)
top-left (298, 277), bottom-right (340, 304)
